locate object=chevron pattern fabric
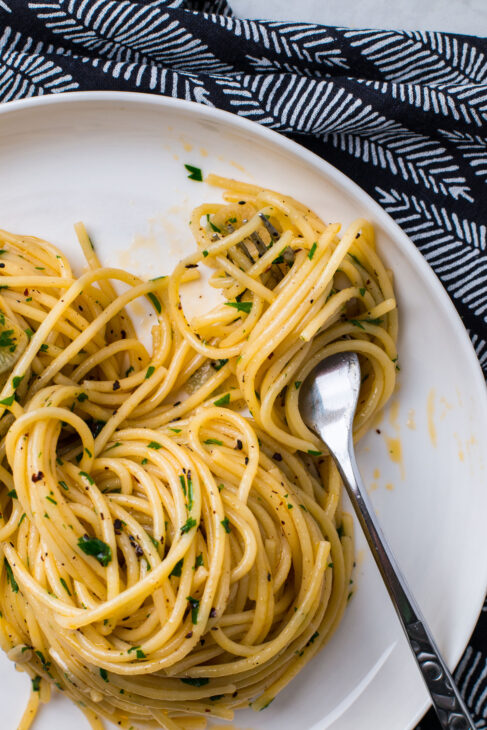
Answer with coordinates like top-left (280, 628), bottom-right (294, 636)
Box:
top-left (1, 1), bottom-right (486, 727)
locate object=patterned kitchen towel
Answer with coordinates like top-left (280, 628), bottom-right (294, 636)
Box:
top-left (1, 1), bottom-right (487, 727)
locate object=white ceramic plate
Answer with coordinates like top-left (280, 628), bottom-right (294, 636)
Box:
top-left (0, 92), bottom-right (486, 730)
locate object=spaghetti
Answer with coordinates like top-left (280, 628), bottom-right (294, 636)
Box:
top-left (0, 175), bottom-right (397, 730)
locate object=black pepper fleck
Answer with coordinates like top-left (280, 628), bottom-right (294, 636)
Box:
top-left (114, 519), bottom-right (123, 534)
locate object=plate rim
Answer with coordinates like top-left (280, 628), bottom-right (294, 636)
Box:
top-left (1, 90), bottom-right (486, 729)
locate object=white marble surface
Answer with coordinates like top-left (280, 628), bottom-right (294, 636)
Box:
top-left (231, 0), bottom-right (487, 36)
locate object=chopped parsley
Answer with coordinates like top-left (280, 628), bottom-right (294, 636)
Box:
top-left (180, 517), bottom-right (197, 535)
top-left (39, 343), bottom-right (48, 352)
top-left (60, 577), bottom-right (71, 596)
top-left (170, 558), bottom-right (184, 578)
top-left (349, 319), bottom-right (365, 329)
top-left (359, 287), bottom-right (366, 296)
top-left (195, 553), bottom-right (204, 569)
top-left (99, 668), bottom-right (109, 682)
top-left (307, 631), bottom-right (319, 645)
top-left (221, 517), bottom-right (231, 533)
top-left (7, 489), bottom-right (17, 498)
top-left (169, 428), bottom-right (181, 433)
top-left (35, 650), bottom-right (48, 668)
top-left (77, 535), bottom-right (112, 567)
top-left (184, 164), bottom-right (203, 182)
top-left (348, 253), bottom-right (362, 266)
top-left (204, 438), bottom-right (222, 445)
top-left (211, 358), bottom-right (228, 371)
top-left (0, 393), bottom-right (15, 407)
top-left (32, 676), bottom-right (41, 692)
top-left (186, 596), bottom-right (200, 624)
top-left (307, 450), bottom-right (322, 456)
top-left (145, 366), bottom-right (155, 379)
top-left (146, 292), bottom-right (161, 314)
top-left (127, 646), bottom-right (146, 659)
top-left (308, 242), bottom-right (317, 260)
top-left (214, 393), bottom-right (230, 407)
top-left (12, 375), bottom-right (23, 389)
top-left (104, 442), bottom-right (121, 452)
top-left (225, 300), bottom-right (252, 313)
top-left (58, 481), bottom-right (69, 491)
top-left (147, 441), bottom-right (162, 450)
top-left (77, 392), bottom-right (88, 402)
top-left (294, 381), bottom-right (302, 389)
top-left (4, 559), bottom-right (18, 593)
top-left (187, 474), bottom-right (194, 511)
top-left (206, 215), bottom-right (221, 233)
top-left (181, 677), bottom-right (209, 686)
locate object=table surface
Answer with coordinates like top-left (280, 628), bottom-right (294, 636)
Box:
top-left (231, 0), bottom-right (487, 36)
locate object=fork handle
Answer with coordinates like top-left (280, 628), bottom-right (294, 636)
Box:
top-left (332, 437), bottom-right (476, 730)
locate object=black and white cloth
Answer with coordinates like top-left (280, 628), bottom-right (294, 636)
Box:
top-left (0, 1), bottom-right (486, 727)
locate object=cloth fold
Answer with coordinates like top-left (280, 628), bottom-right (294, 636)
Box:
top-left (1, 1), bottom-right (486, 727)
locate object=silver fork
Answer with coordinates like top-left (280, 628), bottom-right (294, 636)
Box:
top-left (299, 351), bottom-right (476, 730)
